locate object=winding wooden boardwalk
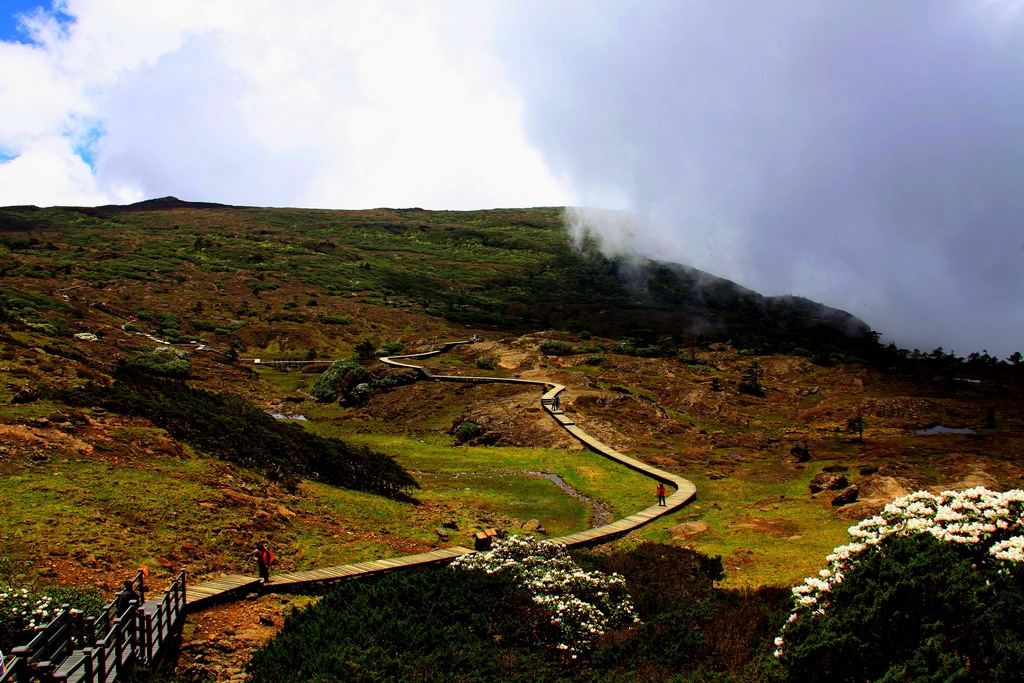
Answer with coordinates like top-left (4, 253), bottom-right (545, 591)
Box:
top-left (179, 339), bottom-right (696, 609)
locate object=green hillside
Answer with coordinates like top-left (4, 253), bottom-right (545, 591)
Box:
top-left (0, 198), bottom-right (1022, 682)
top-left (0, 197), bottom-right (872, 357)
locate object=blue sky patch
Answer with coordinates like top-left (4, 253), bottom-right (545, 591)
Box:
top-left (0, 2), bottom-right (74, 44)
top-left (72, 121), bottom-right (106, 170)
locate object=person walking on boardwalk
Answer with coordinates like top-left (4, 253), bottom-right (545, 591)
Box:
top-left (656, 482), bottom-right (667, 507)
top-left (250, 541), bottom-right (276, 583)
top-left (552, 394), bottom-right (561, 411)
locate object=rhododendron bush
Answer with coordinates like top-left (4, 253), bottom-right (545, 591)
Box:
top-left (0, 586), bottom-right (55, 651)
top-left (451, 535), bottom-right (640, 654)
top-left (776, 487), bottom-right (1024, 682)
top-left (0, 582), bottom-right (103, 653)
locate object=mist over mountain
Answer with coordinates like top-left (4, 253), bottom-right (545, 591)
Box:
top-left (0, 198), bottom-right (874, 359)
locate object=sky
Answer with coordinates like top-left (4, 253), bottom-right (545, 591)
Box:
top-left (0, 1), bottom-right (1022, 357)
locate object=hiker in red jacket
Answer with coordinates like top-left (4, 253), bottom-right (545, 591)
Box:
top-left (249, 541), bottom-right (276, 583)
top-left (656, 482), bottom-right (667, 507)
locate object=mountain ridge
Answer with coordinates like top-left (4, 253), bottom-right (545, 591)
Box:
top-left (0, 198), bottom-right (873, 359)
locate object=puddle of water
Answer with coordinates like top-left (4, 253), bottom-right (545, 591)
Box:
top-left (268, 412), bottom-right (307, 421)
top-left (915, 425), bottom-right (975, 436)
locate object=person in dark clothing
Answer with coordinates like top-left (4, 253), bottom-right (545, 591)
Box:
top-left (116, 579), bottom-right (139, 616)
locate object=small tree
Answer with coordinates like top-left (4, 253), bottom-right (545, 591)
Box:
top-left (846, 416), bottom-right (864, 442)
top-left (353, 339), bottom-right (376, 360)
top-left (739, 362), bottom-right (764, 396)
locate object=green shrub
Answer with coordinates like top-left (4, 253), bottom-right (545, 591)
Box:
top-left (353, 339), bottom-right (376, 359)
top-left (455, 421), bottom-right (480, 443)
top-left (584, 355), bottom-right (605, 366)
top-left (40, 585), bottom-right (105, 619)
top-left (538, 340), bottom-right (574, 356)
top-left (309, 359), bottom-right (370, 404)
top-left (247, 543), bottom-right (789, 683)
top-left (611, 340), bottom-right (636, 355)
top-left (248, 567), bottom-right (561, 683)
top-left (321, 315), bottom-right (350, 325)
top-left (136, 310), bottom-right (180, 330)
top-left (370, 376), bottom-right (398, 391)
top-left (579, 543), bottom-right (787, 680)
top-left (779, 533), bottom-right (1024, 682)
top-left (475, 358), bottom-right (496, 370)
top-left (452, 536), bottom-right (639, 653)
top-left (377, 341), bottom-right (404, 356)
top-left (778, 488), bottom-right (1024, 682)
top-left (124, 347), bottom-right (191, 378)
top-left (0, 582), bottom-right (104, 652)
top-left (575, 343), bottom-right (605, 354)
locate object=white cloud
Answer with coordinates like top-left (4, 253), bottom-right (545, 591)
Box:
top-left (493, 0), bottom-right (1024, 356)
top-left (0, 137), bottom-right (135, 206)
top-left (0, 0), bottom-right (576, 209)
top-left (3, 0), bottom-right (1022, 356)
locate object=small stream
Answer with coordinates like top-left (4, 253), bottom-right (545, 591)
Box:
top-left (268, 411), bottom-right (307, 420)
top-left (915, 425), bottom-right (975, 436)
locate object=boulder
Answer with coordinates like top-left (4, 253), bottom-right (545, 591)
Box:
top-left (809, 472), bottom-right (848, 494)
top-left (832, 486), bottom-right (860, 507)
top-left (522, 519), bottom-right (546, 534)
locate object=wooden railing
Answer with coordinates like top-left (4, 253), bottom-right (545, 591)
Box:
top-left (4, 605), bottom-right (76, 683)
top-left (3, 570), bottom-right (186, 683)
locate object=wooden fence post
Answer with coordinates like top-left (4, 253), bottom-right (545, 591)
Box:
top-left (112, 617), bottom-right (125, 679)
top-left (82, 647), bottom-right (94, 681)
top-left (145, 611), bottom-right (155, 665)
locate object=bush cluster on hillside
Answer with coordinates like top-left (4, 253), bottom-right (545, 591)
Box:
top-left (61, 372), bottom-right (417, 497)
top-left (248, 567), bottom-right (563, 683)
top-left (451, 536), bottom-right (639, 654)
top-left (780, 533), bottom-right (1024, 682)
top-left (248, 542), bottom-right (790, 682)
top-left (123, 346), bottom-right (191, 378)
top-left (310, 357), bottom-right (417, 406)
top-left (777, 487), bottom-right (1024, 681)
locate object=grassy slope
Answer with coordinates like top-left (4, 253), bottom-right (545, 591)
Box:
top-left (0, 199), bottom-right (1021, 596)
top-left (0, 199), bottom-right (872, 353)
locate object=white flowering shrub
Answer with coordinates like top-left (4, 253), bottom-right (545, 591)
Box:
top-left (0, 585), bottom-right (55, 650)
top-left (451, 535), bottom-right (640, 654)
top-left (775, 486), bottom-right (1024, 682)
